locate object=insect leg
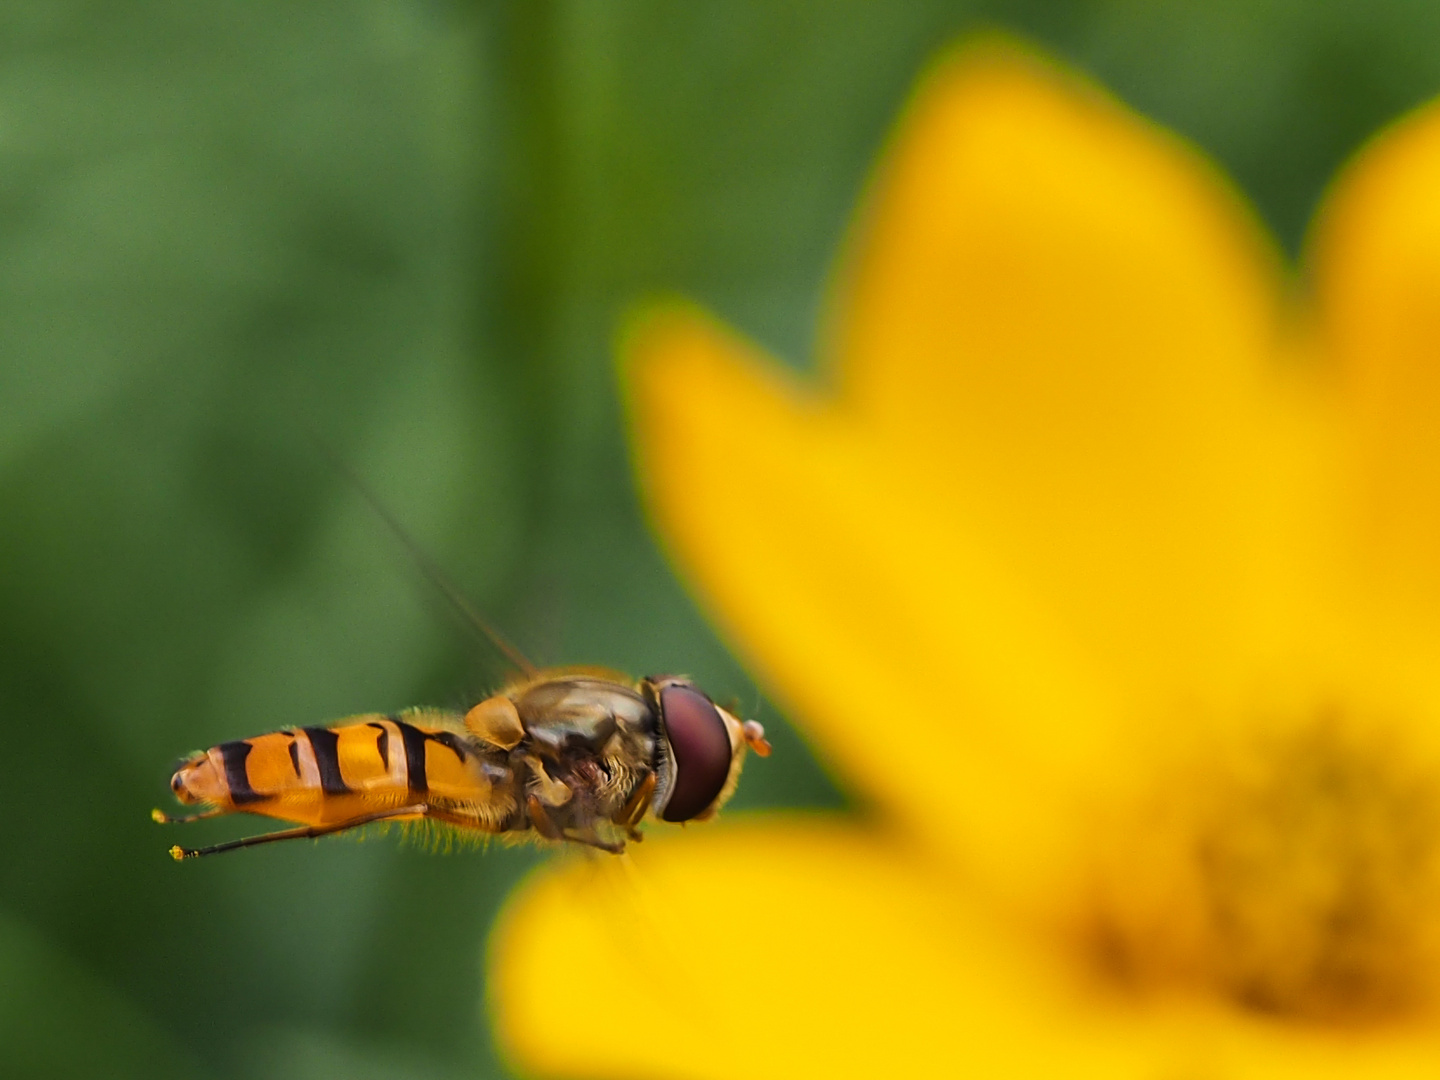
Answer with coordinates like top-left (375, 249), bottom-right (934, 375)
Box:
top-left (415, 804), bottom-right (505, 833)
top-left (526, 793), bottom-right (564, 840)
top-left (613, 772), bottom-right (656, 841)
top-left (151, 806), bottom-right (227, 824)
top-left (525, 794), bottom-right (627, 854)
top-left (522, 754), bottom-right (573, 807)
top-left (563, 826), bottom-right (626, 855)
top-left (168, 805), bottom-right (428, 860)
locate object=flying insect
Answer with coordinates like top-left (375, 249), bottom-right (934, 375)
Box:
top-left (160, 665), bottom-right (770, 858)
top-left (156, 474), bottom-right (770, 859)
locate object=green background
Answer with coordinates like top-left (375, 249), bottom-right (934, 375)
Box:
top-left (3, 2), bottom-right (1439, 1077)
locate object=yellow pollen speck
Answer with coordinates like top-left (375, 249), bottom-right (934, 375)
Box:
top-left (1078, 714), bottom-right (1440, 1024)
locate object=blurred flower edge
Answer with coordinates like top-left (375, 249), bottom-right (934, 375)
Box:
top-left (489, 35), bottom-right (1440, 1080)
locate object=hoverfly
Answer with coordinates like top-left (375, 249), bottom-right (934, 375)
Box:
top-left (156, 475), bottom-right (771, 860)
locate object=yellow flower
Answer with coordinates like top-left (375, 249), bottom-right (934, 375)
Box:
top-left (490, 38), bottom-right (1440, 1078)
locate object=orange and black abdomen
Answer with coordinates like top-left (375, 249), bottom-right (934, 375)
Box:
top-left (171, 710), bottom-right (506, 828)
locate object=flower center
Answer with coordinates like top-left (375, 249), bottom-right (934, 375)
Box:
top-left (1078, 715), bottom-right (1440, 1024)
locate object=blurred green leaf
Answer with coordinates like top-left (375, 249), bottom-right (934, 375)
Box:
top-left (234, 1025), bottom-right (476, 1080)
top-left (0, 909), bottom-right (202, 1079)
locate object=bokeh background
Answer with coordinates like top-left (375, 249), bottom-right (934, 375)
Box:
top-left (5, 2), bottom-right (1440, 1077)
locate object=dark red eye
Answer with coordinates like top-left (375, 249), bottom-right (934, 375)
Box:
top-left (659, 685), bottom-right (732, 822)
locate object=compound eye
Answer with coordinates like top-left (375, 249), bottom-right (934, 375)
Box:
top-left (659, 685), bottom-right (732, 822)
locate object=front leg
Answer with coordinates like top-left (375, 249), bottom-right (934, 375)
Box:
top-left (527, 793), bottom-right (625, 853)
top-left (526, 793), bottom-right (564, 841)
top-left (613, 772), bottom-right (656, 842)
top-left (563, 825), bottom-right (626, 855)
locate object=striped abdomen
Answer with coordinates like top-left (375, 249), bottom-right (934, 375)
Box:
top-left (171, 710), bottom-right (514, 830)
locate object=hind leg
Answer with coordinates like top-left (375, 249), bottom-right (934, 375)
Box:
top-left (168, 804), bottom-right (429, 860)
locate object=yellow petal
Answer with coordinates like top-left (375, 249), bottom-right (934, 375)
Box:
top-left (623, 306), bottom-right (1117, 897)
top-left (1311, 97), bottom-right (1440, 615)
top-left (827, 41), bottom-right (1312, 700)
top-left (489, 820), bottom-right (1440, 1080)
top-left (625, 299), bottom-right (1344, 907)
